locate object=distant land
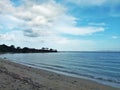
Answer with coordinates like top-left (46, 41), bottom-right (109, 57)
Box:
top-left (0, 44), bottom-right (57, 53)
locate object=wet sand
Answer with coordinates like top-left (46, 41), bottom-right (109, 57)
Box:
top-left (0, 58), bottom-right (119, 90)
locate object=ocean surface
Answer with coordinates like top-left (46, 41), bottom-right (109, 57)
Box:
top-left (0, 51), bottom-right (120, 88)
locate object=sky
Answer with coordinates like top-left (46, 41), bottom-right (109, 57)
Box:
top-left (0, 0), bottom-right (120, 51)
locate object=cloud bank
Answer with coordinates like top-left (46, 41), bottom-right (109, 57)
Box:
top-left (0, 0), bottom-right (106, 50)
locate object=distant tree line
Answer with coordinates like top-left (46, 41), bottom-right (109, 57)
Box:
top-left (0, 44), bottom-right (57, 53)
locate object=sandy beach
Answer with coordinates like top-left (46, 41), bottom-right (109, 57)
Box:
top-left (0, 58), bottom-right (119, 90)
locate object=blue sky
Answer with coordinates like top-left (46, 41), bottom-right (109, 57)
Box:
top-left (0, 0), bottom-right (120, 51)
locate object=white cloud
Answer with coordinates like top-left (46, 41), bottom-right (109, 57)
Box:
top-left (50, 14), bottom-right (105, 35)
top-left (0, 15), bottom-right (23, 30)
top-left (112, 36), bottom-right (119, 39)
top-left (0, 0), bottom-right (106, 50)
top-left (0, 31), bottom-right (24, 41)
top-left (88, 22), bottom-right (106, 26)
top-left (0, 0), bottom-right (15, 14)
top-left (54, 26), bottom-right (104, 35)
top-left (50, 39), bottom-right (95, 51)
top-left (0, 0), bottom-right (105, 36)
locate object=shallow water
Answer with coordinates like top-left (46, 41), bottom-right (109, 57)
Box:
top-left (0, 51), bottom-right (120, 88)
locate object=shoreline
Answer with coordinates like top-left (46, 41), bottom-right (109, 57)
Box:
top-left (0, 58), bottom-right (119, 90)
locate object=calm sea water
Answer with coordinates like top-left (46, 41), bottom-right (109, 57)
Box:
top-left (0, 51), bottom-right (120, 88)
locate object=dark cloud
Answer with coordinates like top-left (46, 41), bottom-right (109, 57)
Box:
top-left (24, 29), bottom-right (40, 37)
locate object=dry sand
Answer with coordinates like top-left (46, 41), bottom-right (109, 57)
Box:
top-left (0, 58), bottom-right (119, 90)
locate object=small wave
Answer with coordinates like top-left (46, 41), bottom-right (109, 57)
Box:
top-left (22, 61), bottom-right (120, 85)
top-left (36, 62), bottom-right (65, 69)
top-left (96, 77), bottom-right (120, 84)
top-left (33, 64), bottom-right (120, 84)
